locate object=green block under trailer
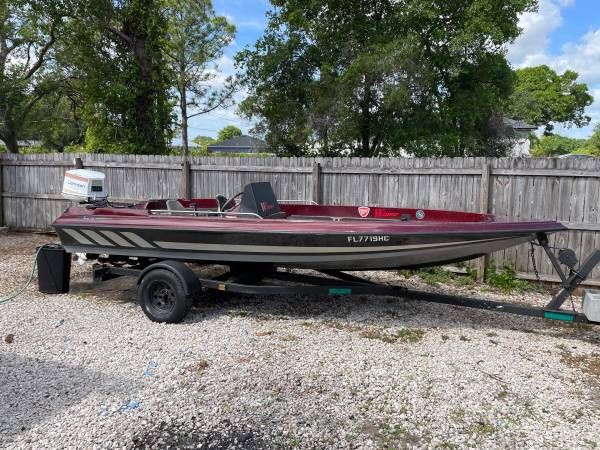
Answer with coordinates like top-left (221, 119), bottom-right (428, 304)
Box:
top-left (90, 250), bottom-right (600, 325)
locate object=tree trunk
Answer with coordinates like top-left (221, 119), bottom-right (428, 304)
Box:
top-left (180, 83), bottom-right (189, 157)
top-left (359, 85), bottom-right (372, 156)
top-left (1, 127), bottom-right (19, 153)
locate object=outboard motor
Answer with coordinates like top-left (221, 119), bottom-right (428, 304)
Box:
top-left (62, 169), bottom-right (107, 203)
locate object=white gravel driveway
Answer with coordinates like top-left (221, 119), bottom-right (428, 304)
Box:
top-left (1, 232), bottom-right (599, 449)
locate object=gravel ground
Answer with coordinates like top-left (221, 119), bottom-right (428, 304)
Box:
top-left (1, 231), bottom-right (599, 449)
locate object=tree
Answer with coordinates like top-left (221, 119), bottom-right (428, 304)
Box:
top-left (163, 0), bottom-right (235, 157)
top-left (66, 0), bottom-right (174, 154)
top-left (571, 124), bottom-right (600, 156)
top-left (237, 0), bottom-right (535, 156)
top-left (507, 65), bottom-right (593, 135)
top-left (192, 134), bottom-right (214, 153)
top-left (530, 134), bottom-right (586, 157)
top-left (21, 78), bottom-right (85, 151)
top-left (587, 124), bottom-right (600, 153)
top-left (0, 0), bottom-right (65, 153)
top-left (216, 125), bottom-right (241, 142)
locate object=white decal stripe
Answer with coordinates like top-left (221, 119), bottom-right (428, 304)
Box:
top-left (63, 229), bottom-right (94, 245)
top-left (153, 236), bottom-right (509, 254)
top-left (81, 229), bottom-right (114, 246)
top-left (101, 230), bottom-right (134, 247)
top-left (122, 232), bottom-right (155, 248)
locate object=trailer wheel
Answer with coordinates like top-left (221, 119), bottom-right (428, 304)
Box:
top-left (138, 269), bottom-right (192, 323)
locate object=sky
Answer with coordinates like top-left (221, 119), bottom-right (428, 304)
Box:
top-left (188, 0), bottom-right (600, 141)
top-left (184, 0), bottom-right (271, 141)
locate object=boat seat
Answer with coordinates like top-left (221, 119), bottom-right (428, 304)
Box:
top-left (240, 182), bottom-right (287, 219)
top-left (166, 199), bottom-right (196, 216)
top-left (216, 194), bottom-right (228, 212)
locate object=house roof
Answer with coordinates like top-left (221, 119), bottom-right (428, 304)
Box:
top-left (503, 118), bottom-right (537, 131)
top-left (207, 135), bottom-right (267, 149)
top-left (17, 140), bottom-right (43, 147)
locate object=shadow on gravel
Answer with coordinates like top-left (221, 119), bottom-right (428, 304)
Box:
top-left (65, 266), bottom-right (599, 345)
top-left (70, 276), bottom-right (137, 303)
top-left (0, 353), bottom-right (132, 442)
top-left (188, 292), bottom-right (600, 345)
top-left (131, 421), bottom-right (270, 450)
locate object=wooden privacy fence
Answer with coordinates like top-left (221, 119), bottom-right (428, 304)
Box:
top-left (2, 153), bottom-right (600, 285)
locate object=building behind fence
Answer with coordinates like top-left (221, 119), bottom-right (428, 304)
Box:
top-left (2, 153), bottom-right (599, 285)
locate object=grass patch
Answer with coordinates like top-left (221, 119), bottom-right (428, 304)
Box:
top-left (360, 329), bottom-right (397, 343)
top-left (418, 267), bottom-right (455, 285)
top-left (560, 351), bottom-right (600, 377)
top-left (495, 389), bottom-right (509, 401)
top-left (405, 263), bottom-right (542, 293)
top-left (437, 443), bottom-right (459, 449)
top-left (583, 438), bottom-right (597, 448)
top-left (374, 423), bottom-right (422, 449)
top-left (395, 328), bottom-right (426, 343)
top-left (467, 421), bottom-right (497, 436)
top-left (450, 408), bottom-right (466, 424)
top-left (404, 266), bottom-right (477, 288)
top-left (323, 320), bottom-right (364, 333)
top-left (485, 265), bottom-right (533, 293)
top-left (360, 327), bottom-right (425, 344)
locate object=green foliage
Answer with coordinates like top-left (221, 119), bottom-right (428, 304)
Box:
top-left (507, 65), bottom-right (593, 134)
top-left (216, 125), bottom-right (242, 142)
top-left (571, 123), bottom-right (600, 156)
top-left (237, 0), bottom-right (536, 156)
top-left (0, 0), bottom-right (67, 153)
top-left (411, 267), bottom-right (476, 287)
top-left (530, 124), bottom-right (600, 157)
top-left (530, 134), bottom-right (587, 157)
top-left (67, 0), bottom-right (175, 154)
top-left (191, 135), bottom-right (215, 155)
top-left (485, 265), bottom-right (532, 293)
top-left (20, 80), bottom-right (85, 151)
top-left (418, 267), bottom-right (455, 285)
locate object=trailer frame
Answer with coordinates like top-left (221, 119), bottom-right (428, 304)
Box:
top-left (91, 235), bottom-right (600, 325)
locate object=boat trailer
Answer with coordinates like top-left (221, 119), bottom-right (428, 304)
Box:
top-left (89, 233), bottom-right (600, 325)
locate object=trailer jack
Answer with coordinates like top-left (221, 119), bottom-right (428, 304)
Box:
top-left (536, 233), bottom-right (600, 319)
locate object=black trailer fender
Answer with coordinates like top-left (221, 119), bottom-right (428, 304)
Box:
top-left (137, 260), bottom-right (201, 297)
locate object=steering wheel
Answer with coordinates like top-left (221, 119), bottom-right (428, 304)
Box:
top-left (220, 191), bottom-right (243, 212)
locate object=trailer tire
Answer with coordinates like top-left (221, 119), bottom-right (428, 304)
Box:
top-left (138, 269), bottom-right (192, 323)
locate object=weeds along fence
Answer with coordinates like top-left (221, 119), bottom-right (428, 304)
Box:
top-left (2, 152), bottom-right (600, 285)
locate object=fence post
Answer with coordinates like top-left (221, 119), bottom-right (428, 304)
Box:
top-left (312, 161), bottom-right (322, 204)
top-left (477, 161), bottom-right (492, 281)
top-left (74, 157), bottom-right (84, 169)
top-left (181, 158), bottom-right (191, 199)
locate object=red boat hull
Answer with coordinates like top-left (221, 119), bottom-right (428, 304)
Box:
top-left (53, 201), bottom-right (566, 270)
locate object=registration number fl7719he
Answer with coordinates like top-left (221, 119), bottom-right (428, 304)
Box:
top-left (347, 235), bottom-right (390, 244)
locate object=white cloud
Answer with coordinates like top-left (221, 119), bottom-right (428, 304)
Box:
top-left (507, 0), bottom-right (565, 66)
top-left (223, 13), bottom-right (266, 30)
top-left (507, 0), bottom-right (600, 139)
top-left (552, 30), bottom-right (600, 85)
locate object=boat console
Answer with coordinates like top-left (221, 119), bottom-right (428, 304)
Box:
top-left (239, 182), bottom-right (287, 219)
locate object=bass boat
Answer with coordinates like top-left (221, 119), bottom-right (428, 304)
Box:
top-left (53, 177), bottom-right (566, 271)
